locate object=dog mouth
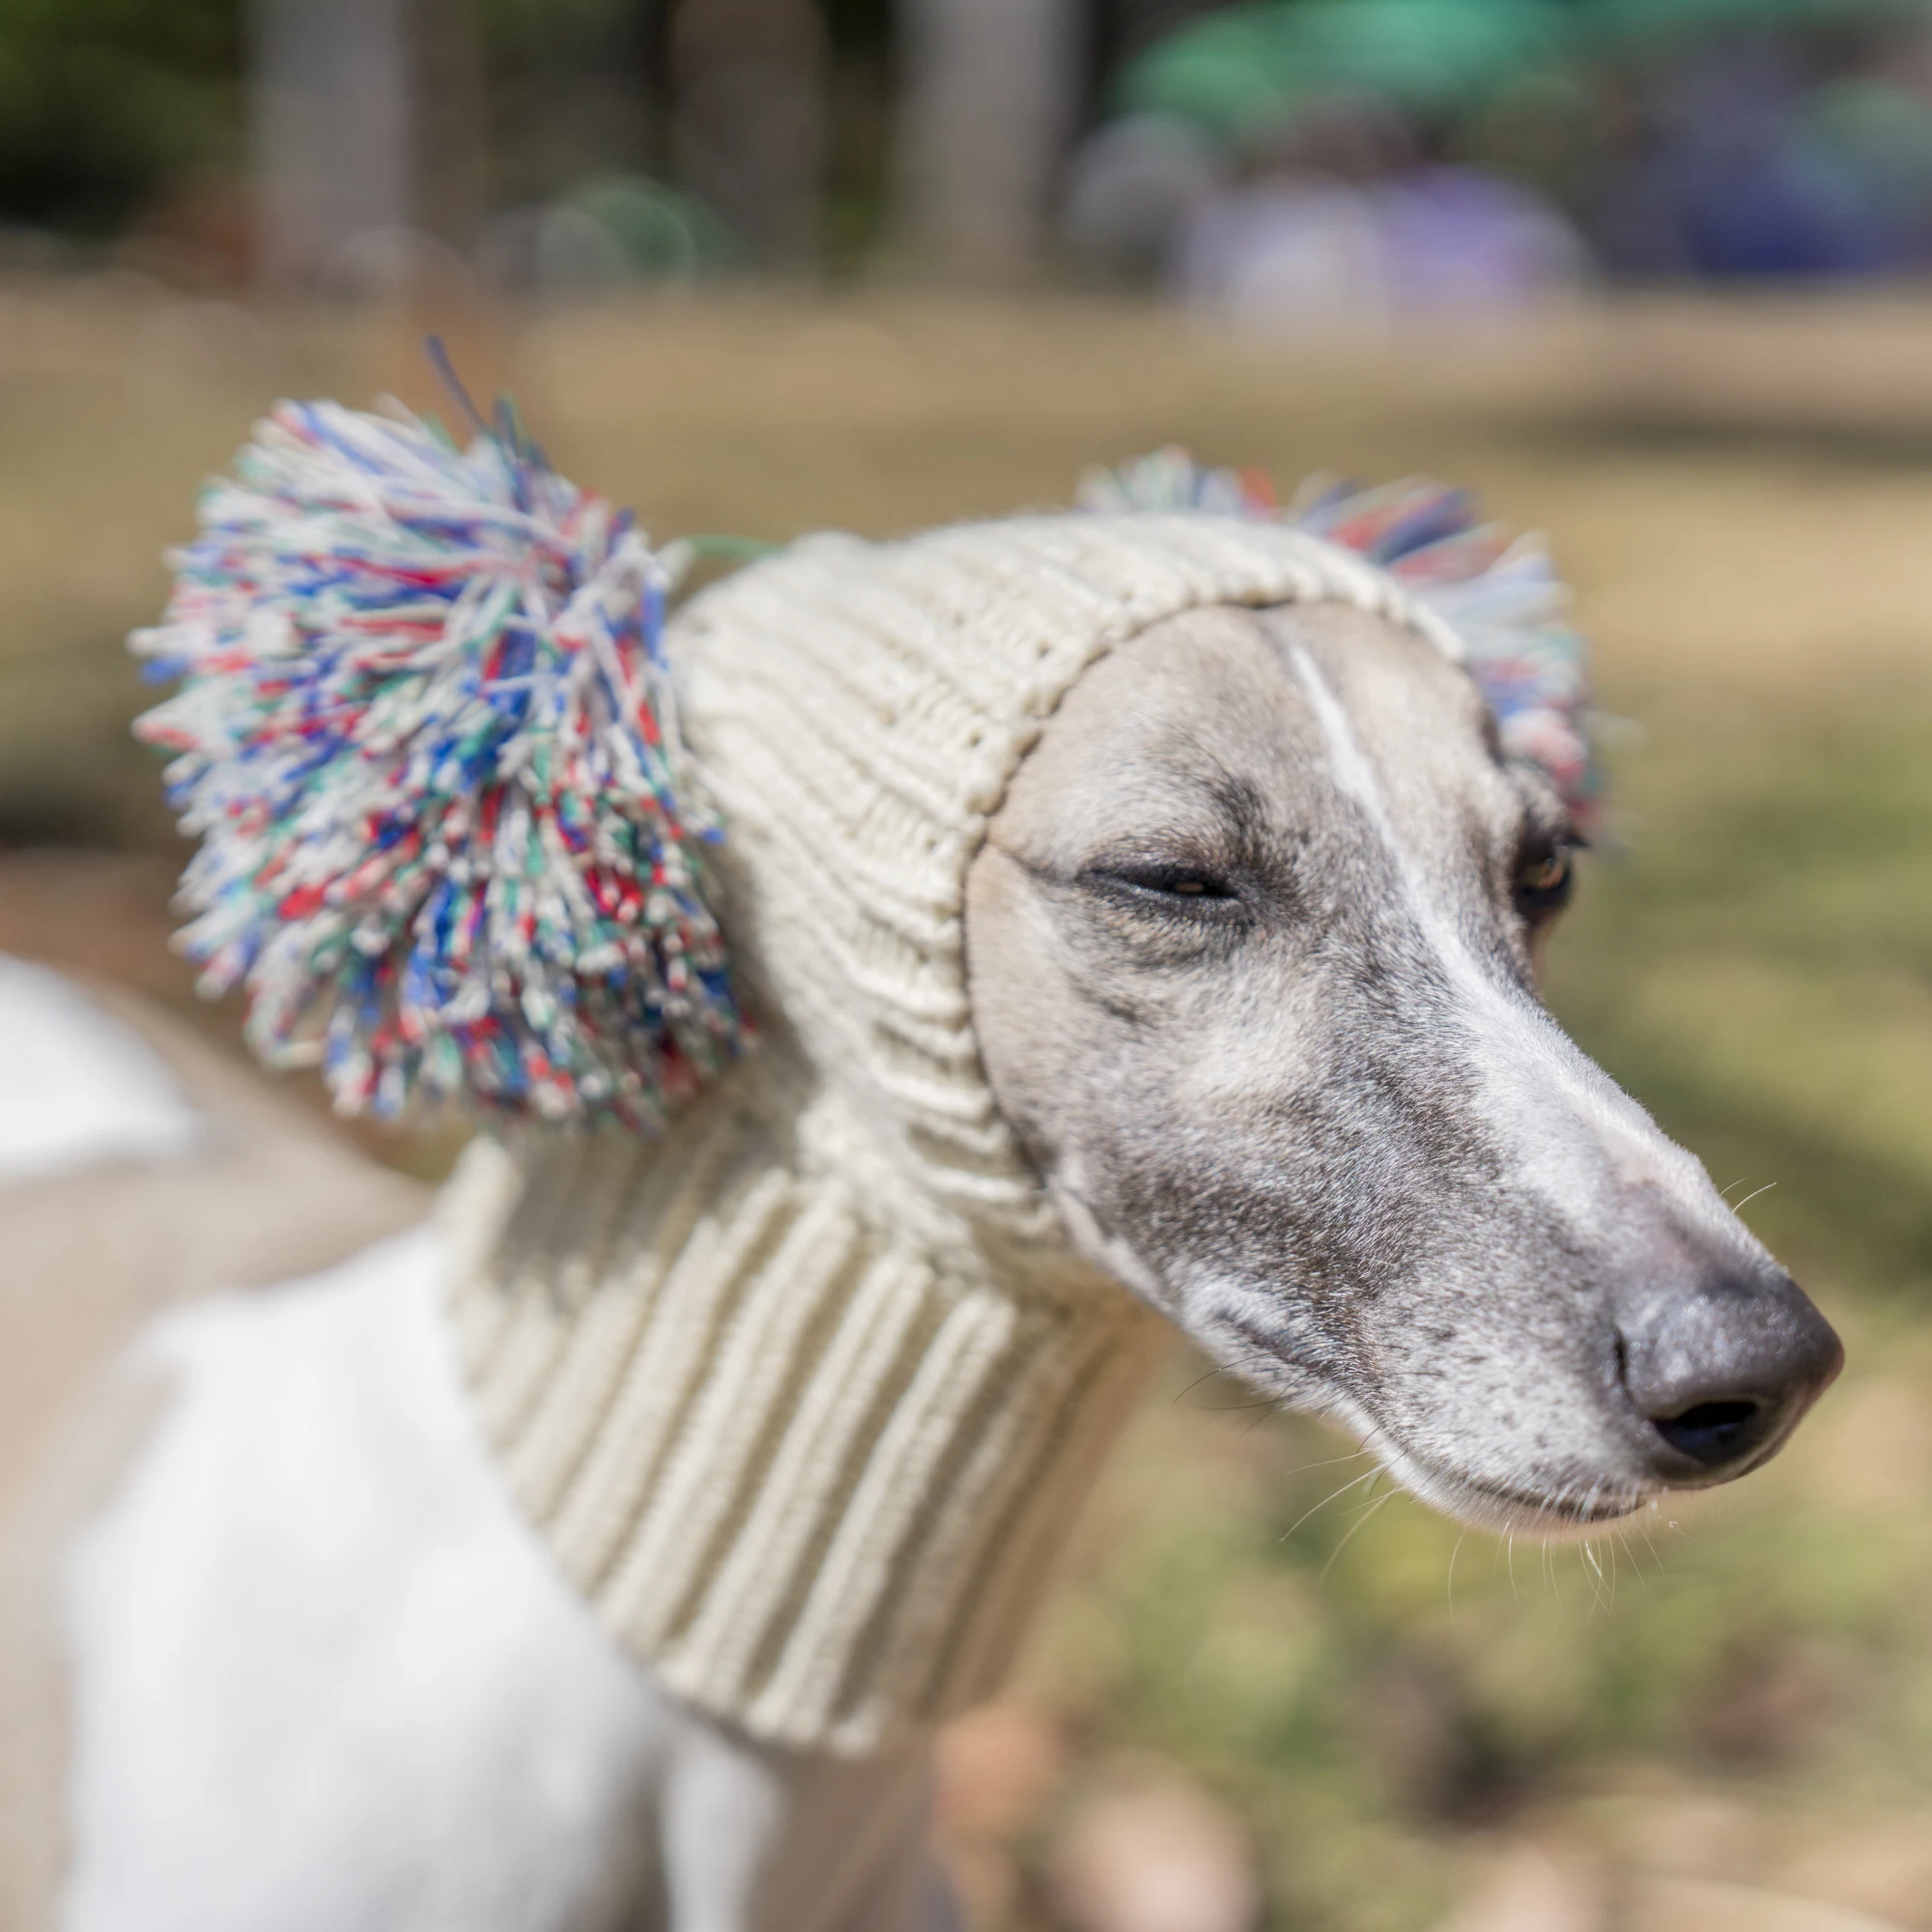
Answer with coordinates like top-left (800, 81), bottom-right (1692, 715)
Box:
top-left (1214, 1327), bottom-right (1666, 1536)
top-left (1356, 1394), bottom-right (1810, 1532)
top-left (1370, 1435), bottom-right (1661, 1536)
top-left (1284, 1380), bottom-right (1662, 1535)
top-left (1429, 1468), bottom-right (1656, 1532)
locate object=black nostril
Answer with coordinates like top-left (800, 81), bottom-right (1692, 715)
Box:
top-left (1613, 1260), bottom-right (1841, 1484)
top-left (1651, 1399), bottom-right (1761, 1467)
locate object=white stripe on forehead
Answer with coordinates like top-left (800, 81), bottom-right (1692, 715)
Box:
top-left (1286, 644), bottom-right (1724, 1224)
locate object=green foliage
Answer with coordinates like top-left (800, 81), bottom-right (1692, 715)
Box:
top-left (0, 0), bottom-right (242, 232)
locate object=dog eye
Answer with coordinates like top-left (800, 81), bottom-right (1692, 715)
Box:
top-left (1513, 845), bottom-right (1575, 920)
top-left (1083, 864), bottom-right (1244, 912)
top-left (1119, 867), bottom-right (1234, 898)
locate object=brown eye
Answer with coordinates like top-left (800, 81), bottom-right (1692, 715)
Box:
top-left (1082, 863), bottom-right (1247, 920)
top-left (1514, 847), bottom-right (1575, 920)
top-left (1126, 870), bottom-right (1235, 902)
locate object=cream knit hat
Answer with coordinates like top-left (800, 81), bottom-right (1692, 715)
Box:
top-left (442, 511), bottom-right (1454, 1754)
top-left (138, 409), bottom-right (1586, 1754)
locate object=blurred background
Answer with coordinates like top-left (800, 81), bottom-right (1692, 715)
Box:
top-left (9, 2), bottom-right (1932, 1930)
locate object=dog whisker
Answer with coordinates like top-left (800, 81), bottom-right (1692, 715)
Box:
top-left (1281, 1466), bottom-right (1381, 1542)
top-left (1319, 1490), bottom-right (1395, 1582)
top-left (1634, 1515), bottom-right (1668, 1578)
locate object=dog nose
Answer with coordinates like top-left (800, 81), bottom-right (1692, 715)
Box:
top-left (1616, 1265), bottom-right (1842, 1482)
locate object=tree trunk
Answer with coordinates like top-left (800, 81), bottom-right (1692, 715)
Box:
top-left (412, 0), bottom-right (487, 261)
top-left (251, 0), bottom-right (484, 292)
top-left (252, 0), bottom-right (412, 291)
top-left (671, 0), bottom-right (827, 272)
top-left (895, 0), bottom-right (1083, 274)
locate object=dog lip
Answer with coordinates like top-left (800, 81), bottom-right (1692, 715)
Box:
top-left (1208, 1324), bottom-right (1663, 1530)
top-left (1367, 1429), bottom-right (1661, 1528)
top-left (1444, 1470), bottom-right (1656, 1525)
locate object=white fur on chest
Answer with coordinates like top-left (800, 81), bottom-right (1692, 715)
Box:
top-left (65, 1230), bottom-right (665, 1932)
top-left (62, 1231), bottom-right (954, 1932)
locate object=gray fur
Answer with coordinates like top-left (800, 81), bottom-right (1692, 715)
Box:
top-left (968, 602), bottom-right (1840, 1533)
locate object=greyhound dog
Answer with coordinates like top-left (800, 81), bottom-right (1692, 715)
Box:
top-left (56, 585), bottom-right (1839, 1930)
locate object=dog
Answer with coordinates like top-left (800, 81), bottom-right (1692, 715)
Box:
top-left (52, 564), bottom-right (1840, 1932)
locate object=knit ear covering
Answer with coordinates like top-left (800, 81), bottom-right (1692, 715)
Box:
top-left (131, 399), bottom-right (745, 1128)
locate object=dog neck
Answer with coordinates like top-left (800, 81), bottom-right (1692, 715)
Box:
top-left (439, 1068), bottom-right (1165, 1755)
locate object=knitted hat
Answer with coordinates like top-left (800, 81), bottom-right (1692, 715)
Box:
top-left (137, 411), bottom-right (1587, 1753)
top-left (443, 512), bottom-right (1456, 1753)
top-left (669, 512), bottom-right (1457, 1232)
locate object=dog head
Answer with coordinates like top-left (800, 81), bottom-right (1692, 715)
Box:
top-left (967, 598), bottom-right (1840, 1532)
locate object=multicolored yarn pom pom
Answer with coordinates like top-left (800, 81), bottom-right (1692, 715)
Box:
top-left (1075, 448), bottom-right (1599, 829)
top-left (131, 397), bottom-right (746, 1128)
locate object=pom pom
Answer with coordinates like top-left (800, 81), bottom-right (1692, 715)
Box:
top-left (1075, 448), bottom-right (1599, 830)
top-left (1073, 445), bottom-right (1279, 520)
top-left (1291, 472), bottom-right (1598, 831)
top-left (131, 396), bottom-right (747, 1129)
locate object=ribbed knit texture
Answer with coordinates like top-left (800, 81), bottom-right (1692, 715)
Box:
top-left (446, 514), bottom-right (1452, 1753)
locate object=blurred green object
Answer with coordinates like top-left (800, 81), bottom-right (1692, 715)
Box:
top-left (564, 177), bottom-right (742, 283)
top-left (1115, 11), bottom-right (1295, 142)
top-left (1286, 0), bottom-right (1574, 113)
top-left (1797, 78), bottom-right (1932, 223)
top-left (1587, 0), bottom-right (1915, 45)
top-left (1117, 0), bottom-right (1578, 143)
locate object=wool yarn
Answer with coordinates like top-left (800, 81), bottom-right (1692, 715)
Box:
top-left (135, 400), bottom-right (1603, 1753)
top-left (444, 508), bottom-right (1476, 1752)
top-left (1077, 445), bottom-right (1598, 829)
top-left (131, 400), bottom-right (743, 1130)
